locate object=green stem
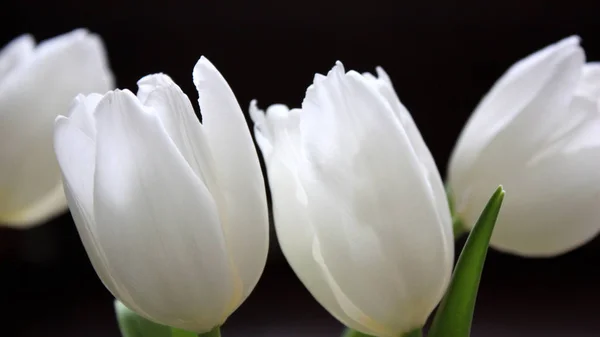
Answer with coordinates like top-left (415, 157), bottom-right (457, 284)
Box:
top-left (341, 328), bottom-right (422, 337)
top-left (447, 184), bottom-right (467, 240)
top-left (170, 328), bottom-right (197, 337)
top-left (341, 329), bottom-right (372, 337)
top-left (453, 215), bottom-right (467, 240)
top-left (197, 326), bottom-right (221, 337)
top-left (403, 329), bottom-right (422, 337)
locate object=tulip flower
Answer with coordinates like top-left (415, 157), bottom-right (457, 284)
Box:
top-left (448, 36), bottom-right (600, 257)
top-left (53, 57), bottom-right (269, 333)
top-left (0, 29), bottom-right (113, 228)
top-left (250, 62), bottom-right (454, 337)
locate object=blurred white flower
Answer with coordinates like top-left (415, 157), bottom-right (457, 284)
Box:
top-left (0, 29), bottom-right (113, 228)
top-left (250, 62), bottom-right (454, 337)
top-left (448, 36), bottom-right (600, 257)
top-left (53, 57), bottom-right (269, 332)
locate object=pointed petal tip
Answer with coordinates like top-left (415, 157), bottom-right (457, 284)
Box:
top-left (70, 93), bottom-right (87, 107)
top-left (551, 35), bottom-right (583, 54)
top-left (562, 35), bottom-right (581, 45)
top-left (333, 60), bottom-right (345, 74)
top-left (193, 56), bottom-right (218, 87)
top-left (375, 66), bottom-right (390, 80)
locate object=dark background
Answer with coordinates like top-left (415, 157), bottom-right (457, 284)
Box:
top-left (1, 0), bottom-right (599, 336)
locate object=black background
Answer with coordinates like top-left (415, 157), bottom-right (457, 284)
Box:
top-left (1, 1), bottom-right (599, 336)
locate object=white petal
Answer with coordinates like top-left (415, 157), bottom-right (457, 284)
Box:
top-left (269, 156), bottom-right (381, 336)
top-left (54, 111), bottom-right (125, 309)
top-left (449, 36), bottom-right (583, 193)
top-left (364, 67), bottom-right (452, 233)
top-left (263, 110), bottom-right (380, 334)
top-left (0, 29), bottom-right (113, 226)
top-left (248, 100), bottom-right (273, 160)
top-left (0, 183), bottom-right (66, 228)
top-left (487, 145), bottom-right (600, 256)
top-left (193, 57), bottom-right (269, 305)
top-left (0, 34), bottom-right (35, 81)
top-left (449, 37), bottom-right (585, 217)
top-left (67, 93), bottom-right (103, 138)
top-left (453, 91), bottom-right (600, 256)
top-left (136, 74), bottom-right (216, 187)
top-left (575, 62), bottom-right (600, 100)
top-left (249, 100), bottom-right (294, 163)
top-left (297, 63), bottom-right (453, 335)
top-left (92, 90), bottom-right (233, 332)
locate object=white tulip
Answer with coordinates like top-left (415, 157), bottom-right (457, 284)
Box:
top-left (250, 62), bottom-right (454, 337)
top-left (0, 29), bottom-right (113, 228)
top-left (448, 36), bottom-right (600, 257)
top-left (53, 57), bottom-right (269, 332)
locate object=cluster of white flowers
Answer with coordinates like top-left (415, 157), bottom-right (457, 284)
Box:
top-left (1, 30), bottom-right (598, 336)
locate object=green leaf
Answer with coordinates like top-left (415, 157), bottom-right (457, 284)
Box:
top-left (114, 300), bottom-right (198, 337)
top-left (427, 186), bottom-right (505, 337)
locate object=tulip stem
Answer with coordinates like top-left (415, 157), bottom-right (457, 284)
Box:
top-left (453, 215), bottom-right (467, 240)
top-left (341, 328), bottom-right (422, 337)
top-left (171, 328), bottom-right (199, 337)
top-left (341, 329), bottom-right (371, 337)
top-left (403, 328), bottom-right (422, 337)
top-left (446, 185), bottom-right (467, 240)
top-left (197, 327), bottom-right (221, 337)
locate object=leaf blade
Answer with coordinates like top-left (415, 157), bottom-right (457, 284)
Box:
top-left (428, 186), bottom-right (505, 337)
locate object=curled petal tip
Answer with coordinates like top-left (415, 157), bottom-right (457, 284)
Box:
top-left (249, 100), bottom-right (262, 120)
top-left (54, 115), bottom-right (69, 124)
top-left (137, 73), bottom-right (166, 85)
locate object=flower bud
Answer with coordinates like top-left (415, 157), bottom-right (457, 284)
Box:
top-left (448, 36), bottom-right (600, 257)
top-left (251, 62), bottom-right (454, 336)
top-left (54, 57), bottom-right (269, 332)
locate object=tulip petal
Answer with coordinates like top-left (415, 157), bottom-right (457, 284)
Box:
top-left (54, 107), bottom-right (126, 309)
top-left (575, 62), bottom-right (600, 100)
top-left (249, 100), bottom-right (293, 162)
top-left (449, 37), bottom-right (585, 219)
top-left (0, 29), bottom-right (112, 226)
top-left (136, 74), bottom-right (216, 188)
top-left (68, 93), bottom-right (103, 138)
top-left (265, 126), bottom-right (380, 335)
top-left (449, 36), bottom-right (583, 192)
top-left (0, 34), bottom-right (34, 80)
top-left (193, 57), bottom-right (269, 304)
top-left (92, 90), bottom-right (233, 331)
top-left (298, 63), bottom-right (453, 335)
top-left (488, 147), bottom-right (600, 256)
top-left (364, 67), bottom-right (452, 236)
top-left (483, 98), bottom-right (600, 256)
top-left (248, 100), bottom-right (273, 160)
